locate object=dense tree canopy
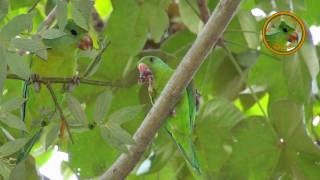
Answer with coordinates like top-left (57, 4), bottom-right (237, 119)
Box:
top-left (0, 0), bottom-right (320, 179)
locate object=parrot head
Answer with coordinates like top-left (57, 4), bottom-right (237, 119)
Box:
top-left (44, 20), bottom-right (93, 51)
top-left (137, 56), bottom-right (169, 84)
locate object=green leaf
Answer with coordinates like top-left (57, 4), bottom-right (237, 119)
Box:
top-left (0, 0), bottom-right (8, 22)
top-left (93, 90), bottom-right (112, 124)
top-left (56, 0), bottom-right (68, 30)
top-left (142, 1), bottom-right (169, 42)
top-left (9, 156), bottom-right (39, 180)
top-left (71, 0), bottom-right (93, 31)
top-left (108, 105), bottom-right (143, 125)
top-left (44, 123), bottom-right (59, 150)
top-left (0, 112), bottom-right (27, 131)
top-left (0, 14), bottom-right (33, 45)
top-left (269, 100), bottom-right (320, 155)
top-left (41, 28), bottom-right (66, 39)
top-left (199, 98), bottom-right (245, 129)
top-left (220, 117), bottom-right (280, 179)
top-left (178, 0), bottom-right (203, 34)
top-left (0, 97), bottom-right (25, 112)
top-left (0, 138), bottom-right (29, 157)
top-left (69, 128), bottom-right (119, 178)
top-left (0, 159), bottom-right (11, 179)
top-left (67, 95), bottom-right (88, 126)
top-left (237, 10), bottom-right (259, 49)
top-left (100, 124), bottom-right (135, 152)
top-left (105, 0), bottom-right (148, 55)
top-left (6, 52), bottom-right (31, 80)
top-left (11, 38), bottom-right (47, 53)
top-left (0, 47), bottom-right (7, 95)
top-left (283, 54), bottom-right (311, 103)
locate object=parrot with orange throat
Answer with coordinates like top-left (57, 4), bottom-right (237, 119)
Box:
top-left (27, 19), bottom-right (93, 135)
top-left (138, 56), bottom-right (200, 173)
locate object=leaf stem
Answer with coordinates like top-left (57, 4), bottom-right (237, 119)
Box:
top-left (44, 83), bottom-right (74, 143)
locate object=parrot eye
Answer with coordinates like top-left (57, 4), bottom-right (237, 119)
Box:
top-left (70, 29), bottom-right (78, 36)
top-left (149, 57), bottom-right (154, 63)
top-left (282, 28), bottom-right (288, 33)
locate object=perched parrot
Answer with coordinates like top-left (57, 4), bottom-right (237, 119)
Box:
top-left (17, 20), bottom-right (92, 163)
top-left (137, 56), bottom-right (200, 172)
top-left (27, 19), bottom-right (92, 135)
top-left (266, 21), bottom-right (298, 51)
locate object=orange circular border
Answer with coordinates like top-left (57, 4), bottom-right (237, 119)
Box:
top-left (262, 11), bottom-right (306, 56)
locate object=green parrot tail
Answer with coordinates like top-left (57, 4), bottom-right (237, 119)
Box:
top-left (165, 129), bottom-right (201, 174)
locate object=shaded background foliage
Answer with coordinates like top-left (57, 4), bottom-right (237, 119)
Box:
top-left (0, 0), bottom-right (320, 179)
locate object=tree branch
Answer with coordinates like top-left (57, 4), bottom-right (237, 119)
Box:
top-left (6, 74), bottom-right (122, 87)
top-left (99, 0), bottom-right (241, 179)
top-left (197, 0), bottom-right (210, 22)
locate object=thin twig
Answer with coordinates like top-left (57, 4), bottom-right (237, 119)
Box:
top-left (82, 41), bottom-right (110, 78)
top-left (27, 0), bottom-right (41, 13)
top-left (6, 74), bottom-right (122, 87)
top-left (99, 0), bottom-right (242, 179)
top-left (197, 0), bottom-right (210, 22)
top-left (44, 83), bottom-right (74, 143)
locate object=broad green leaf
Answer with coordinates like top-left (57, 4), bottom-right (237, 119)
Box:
top-left (0, 159), bottom-right (11, 179)
top-left (283, 54), bottom-right (311, 103)
top-left (0, 14), bottom-right (33, 45)
top-left (0, 0), bottom-right (8, 22)
top-left (220, 117), bottom-right (280, 179)
top-left (105, 0), bottom-right (148, 55)
top-left (69, 128), bottom-right (119, 178)
top-left (6, 52), bottom-right (30, 80)
top-left (142, 1), bottom-right (169, 42)
top-left (199, 98), bottom-right (245, 129)
top-left (41, 28), bottom-right (66, 39)
top-left (178, 0), bottom-right (203, 34)
top-left (100, 124), bottom-right (135, 152)
top-left (71, 0), bottom-right (93, 31)
top-left (0, 112), bottom-right (27, 131)
top-left (269, 100), bottom-right (303, 141)
top-left (11, 38), bottom-right (47, 53)
top-left (299, 32), bottom-right (319, 81)
top-left (0, 47), bottom-right (6, 95)
top-left (0, 138), bottom-right (29, 157)
top-left (237, 10), bottom-right (259, 49)
top-left (0, 97), bottom-right (25, 112)
top-left (108, 105), bottom-right (143, 125)
top-left (9, 156), bottom-right (39, 180)
top-left (56, 0), bottom-right (68, 30)
top-left (67, 95), bottom-right (88, 126)
top-left (93, 90), bottom-right (112, 124)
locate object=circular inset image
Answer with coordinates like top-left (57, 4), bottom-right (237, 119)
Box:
top-left (262, 11), bottom-right (306, 55)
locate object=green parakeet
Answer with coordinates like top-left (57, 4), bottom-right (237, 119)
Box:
top-left (266, 21), bottom-right (298, 51)
top-left (27, 20), bottom-right (92, 134)
top-left (137, 56), bottom-right (200, 172)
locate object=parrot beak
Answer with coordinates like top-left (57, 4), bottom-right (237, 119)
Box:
top-left (138, 63), bottom-right (153, 84)
top-left (288, 32), bottom-right (299, 43)
top-left (78, 35), bottom-right (93, 50)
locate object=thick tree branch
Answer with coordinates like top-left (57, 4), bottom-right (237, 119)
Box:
top-left (99, 0), bottom-right (241, 179)
top-left (6, 74), bottom-right (122, 87)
